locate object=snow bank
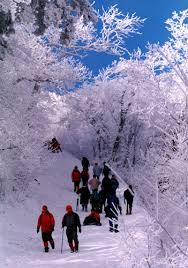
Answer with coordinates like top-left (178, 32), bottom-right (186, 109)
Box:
top-left (0, 151), bottom-right (149, 267)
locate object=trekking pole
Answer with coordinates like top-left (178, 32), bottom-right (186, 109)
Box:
top-left (76, 194), bottom-right (79, 211)
top-left (61, 228), bottom-right (64, 254)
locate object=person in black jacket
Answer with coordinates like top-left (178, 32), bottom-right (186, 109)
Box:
top-left (98, 189), bottom-right (106, 213)
top-left (77, 185), bottom-right (90, 212)
top-left (62, 205), bottom-right (81, 252)
top-left (81, 157), bottom-right (90, 171)
top-left (101, 175), bottom-right (112, 205)
top-left (102, 162), bottom-right (111, 177)
top-left (111, 175), bottom-right (119, 194)
top-left (124, 185), bottom-right (134, 215)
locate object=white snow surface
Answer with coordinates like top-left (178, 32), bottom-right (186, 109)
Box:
top-left (0, 151), bottom-right (149, 267)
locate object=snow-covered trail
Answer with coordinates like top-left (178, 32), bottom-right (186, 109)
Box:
top-left (0, 151), bottom-right (150, 267)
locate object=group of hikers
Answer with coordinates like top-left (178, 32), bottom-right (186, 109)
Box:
top-left (37, 157), bottom-right (134, 253)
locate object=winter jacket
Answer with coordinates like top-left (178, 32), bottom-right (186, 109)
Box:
top-left (111, 178), bottom-right (119, 191)
top-left (124, 189), bottom-right (134, 202)
top-left (101, 177), bottom-right (112, 193)
top-left (103, 165), bottom-right (110, 177)
top-left (62, 212), bottom-right (81, 232)
top-left (72, 169), bottom-right (81, 182)
top-left (37, 211), bottom-right (55, 233)
top-left (99, 189), bottom-right (106, 204)
top-left (89, 177), bottom-right (101, 191)
top-left (105, 194), bottom-right (122, 220)
top-left (90, 191), bottom-right (102, 212)
top-left (93, 165), bottom-right (102, 177)
top-left (81, 170), bottom-right (89, 185)
top-left (81, 157), bottom-right (90, 169)
top-left (90, 191), bottom-right (101, 204)
top-left (77, 186), bottom-right (90, 204)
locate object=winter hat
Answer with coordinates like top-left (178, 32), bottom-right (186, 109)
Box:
top-left (42, 205), bottom-right (48, 211)
top-left (66, 205), bottom-right (72, 212)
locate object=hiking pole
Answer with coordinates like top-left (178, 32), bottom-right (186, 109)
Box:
top-left (61, 228), bottom-right (64, 254)
top-left (76, 194), bottom-right (79, 211)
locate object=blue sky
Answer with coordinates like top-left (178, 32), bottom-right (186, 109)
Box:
top-left (82, 0), bottom-right (188, 75)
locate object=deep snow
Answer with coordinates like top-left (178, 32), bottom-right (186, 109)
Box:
top-left (0, 151), bottom-right (149, 267)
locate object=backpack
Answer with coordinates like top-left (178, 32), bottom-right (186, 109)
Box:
top-left (91, 191), bottom-right (100, 203)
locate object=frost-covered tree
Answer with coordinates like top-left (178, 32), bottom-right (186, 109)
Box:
top-left (57, 9), bottom-right (188, 264)
top-left (0, 0), bottom-right (144, 201)
top-left (0, 0), bottom-right (97, 58)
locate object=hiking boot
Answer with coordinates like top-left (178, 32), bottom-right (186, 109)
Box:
top-left (75, 242), bottom-right (79, 252)
top-left (69, 243), bottom-right (74, 253)
top-left (44, 247), bottom-right (49, 252)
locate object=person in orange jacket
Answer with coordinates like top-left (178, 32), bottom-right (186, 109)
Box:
top-left (71, 166), bottom-right (81, 192)
top-left (37, 205), bottom-right (55, 252)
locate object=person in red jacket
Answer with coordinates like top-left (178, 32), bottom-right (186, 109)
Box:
top-left (71, 166), bottom-right (81, 192)
top-left (37, 205), bottom-right (55, 252)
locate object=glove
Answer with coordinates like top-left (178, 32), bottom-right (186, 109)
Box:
top-left (37, 228), bottom-right (39, 233)
top-left (79, 228), bottom-right (81, 233)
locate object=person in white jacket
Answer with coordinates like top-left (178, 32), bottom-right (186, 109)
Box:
top-left (93, 162), bottom-right (102, 180)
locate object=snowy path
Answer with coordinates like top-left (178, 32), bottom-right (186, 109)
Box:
top-left (0, 151), bottom-right (150, 267)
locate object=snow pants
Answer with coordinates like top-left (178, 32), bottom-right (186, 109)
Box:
top-left (74, 181), bottom-right (80, 192)
top-left (81, 203), bottom-right (88, 212)
top-left (66, 229), bottom-right (79, 250)
top-left (42, 232), bottom-right (54, 249)
top-left (109, 219), bottom-right (118, 232)
top-left (126, 199), bottom-right (133, 214)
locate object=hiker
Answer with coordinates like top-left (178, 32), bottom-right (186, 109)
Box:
top-left (105, 192), bottom-right (122, 232)
top-left (124, 185), bottom-right (134, 215)
top-left (101, 175), bottom-right (112, 205)
top-left (81, 168), bottom-right (90, 186)
top-left (111, 175), bottom-right (119, 194)
top-left (62, 205), bottom-right (81, 253)
top-left (50, 137), bottom-right (62, 153)
top-left (98, 189), bottom-right (106, 213)
top-left (88, 175), bottom-right (101, 193)
top-left (93, 162), bottom-right (102, 180)
top-left (81, 157), bottom-right (90, 171)
top-left (102, 162), bottom-right (111, 177)
top-left (77, 185), bottom-right (90, 212)
top-left (83, 210), bottom-right (102, 226)
top-left (71, 166), bottom-right (81, 192)
top-left (90, 190), bottom-right (101, 212)
top-left (37, 205), bottom-right (55, 252)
